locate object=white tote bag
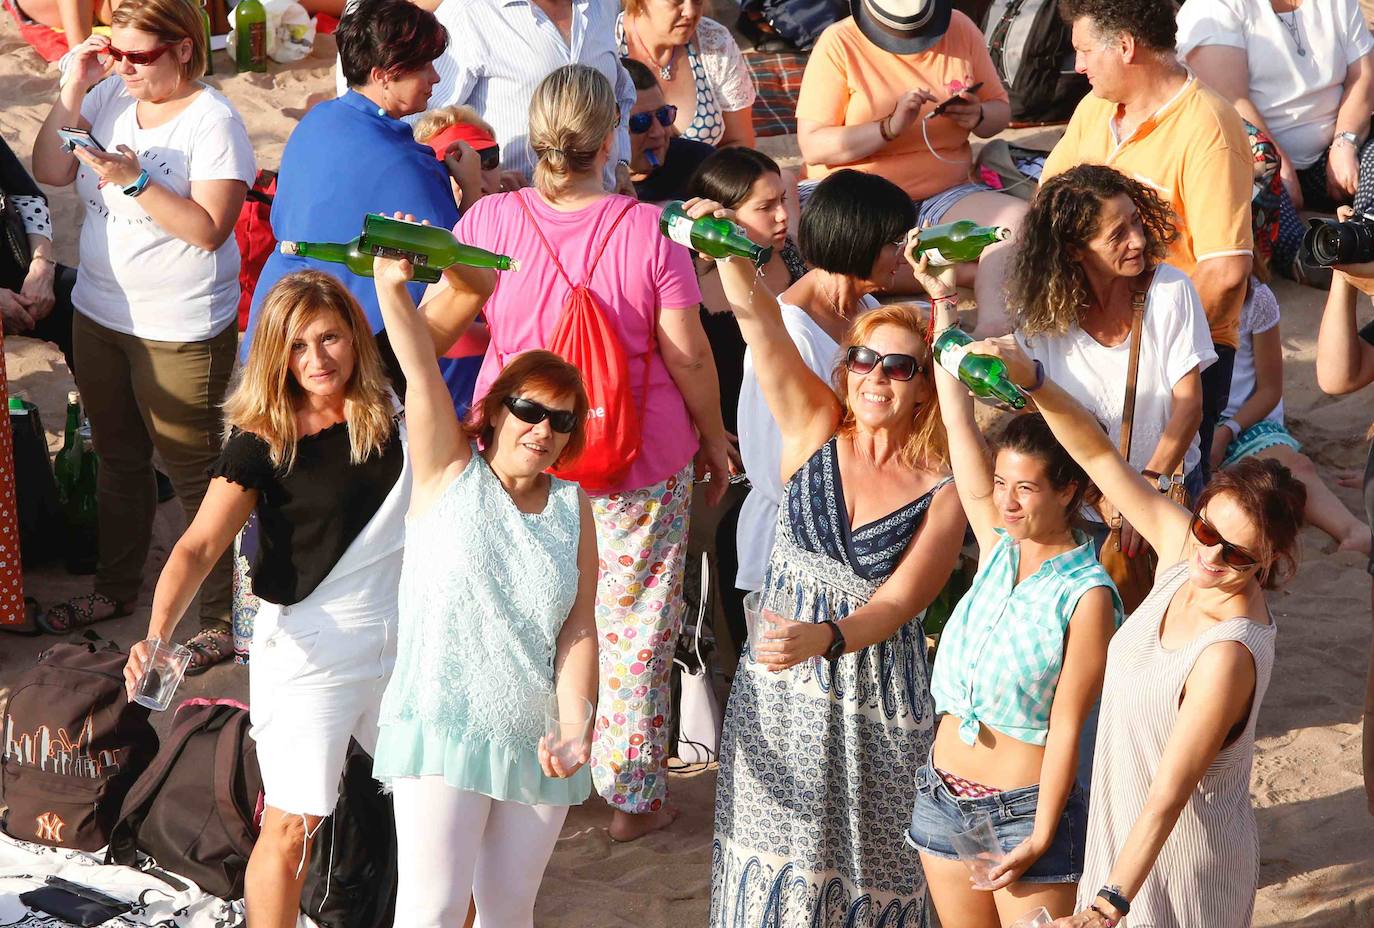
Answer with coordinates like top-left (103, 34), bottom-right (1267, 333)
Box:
top-left (671, 556), bottom-right (723, 765)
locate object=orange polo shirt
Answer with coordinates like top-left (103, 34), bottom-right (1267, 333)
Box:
top-left (796, 12), bottom-right (1009, 201)
top-left (1041, 76), bottom-right (1253, 349)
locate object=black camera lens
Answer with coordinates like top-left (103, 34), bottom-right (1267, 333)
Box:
top-left (1301, 214), bottom-right (1374, 267)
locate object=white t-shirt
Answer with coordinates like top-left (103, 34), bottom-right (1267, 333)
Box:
top-left (734, 296), bottom-right (877, 591)
top-left (74, 79), bottom-right (256, 342)
top-left (1223, 281), bottom-right (1284, 425)
top-left (1015, 264), bottom-right (1217, 481)
top-left (1177, 0), bottom-right (1374, 168)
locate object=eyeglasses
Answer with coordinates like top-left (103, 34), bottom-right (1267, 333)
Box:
top-left (845, 345), bottom-right (924, 382)
top-left (102, 41), bottom-right (178, 65)
top-left (475, 144), bottom-right (501, 172)
top-left (1189, 513), bottom-right (1260, 570)
top-left (503, 396), bottom-right (579, 434)
top-left (628, 105), bottom-right (678, 135)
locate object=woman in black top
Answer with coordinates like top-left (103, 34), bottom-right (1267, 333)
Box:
top-left (123, 263), bottom-right (491, 928)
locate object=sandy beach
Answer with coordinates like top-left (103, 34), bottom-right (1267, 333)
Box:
top-left (1, 11), bottom-right (1371, 925)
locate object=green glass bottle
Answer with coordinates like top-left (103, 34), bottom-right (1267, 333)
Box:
top-left (53, 391), bottom-right (99, 574)
top-left (933, 326), bottom-right (1026, 410)
top-left (357, 213), bottom-right (520, 272)
top-left (199, 0), bottom-right (214, 75)
top-left (912, 220), bottom-right (1010, 267)
top-left (234, 0), bottom-right (266, 73)
top-left (278, 238), bottom-right (444, 284)
top-left (659, 201), bottom-right (772, 266)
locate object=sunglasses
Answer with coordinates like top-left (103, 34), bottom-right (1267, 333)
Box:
top-left (628, 105), bottom-right (678, 135)
top-left (1189, 513), bottom-right (1260, 570)
top-left (503, 395), bottom-right (579, 434)
top-left (475, 144), bottom-right (501, 172)
top-left (845, 345), bottom-right (924, 382)
top-left (102, 41), bottom-right (178, 65)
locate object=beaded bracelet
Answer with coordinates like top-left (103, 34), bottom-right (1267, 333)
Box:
top-left (1089, 904), bottom-right (1118, 928)
top-left (879, 114), bottom-right (896, 142)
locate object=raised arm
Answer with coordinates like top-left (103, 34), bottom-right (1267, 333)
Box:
top-left (973, 335), bottom-right (1192, 558)
top-left (33, 36), bottom-right (110, 186)
top-left (909, 248), bottom-right (1001, 553)
top-left (373, 255), bottom-right (487, 504)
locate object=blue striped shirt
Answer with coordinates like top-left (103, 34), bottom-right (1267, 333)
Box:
top-left (429, 0), bottom-right (635, 184)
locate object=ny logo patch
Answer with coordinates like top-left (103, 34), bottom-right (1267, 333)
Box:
top-left (34, 811), bottom-right (66, 843)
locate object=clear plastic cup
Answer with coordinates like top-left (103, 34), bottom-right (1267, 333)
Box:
top-left (742, 590), bottom-right (780, 654)
top-left (132, 639), bottom-right (193, 711)
top-left (949, 811), bottom-right (1005, 890)
top-left (1008, 907), bottom-right (1052, 928)
top-left (543, 692), bottom-right (593, 772)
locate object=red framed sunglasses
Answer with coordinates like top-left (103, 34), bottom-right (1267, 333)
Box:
top-left (102, 41), bottom-right (179, 65)
top-left (1189, 513), bottom-right (1260, 570)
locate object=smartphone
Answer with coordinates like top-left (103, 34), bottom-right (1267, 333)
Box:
top-left (57, 126), bottom-right (105, 153)
top-left (928, 82), bottom-right (985, 119)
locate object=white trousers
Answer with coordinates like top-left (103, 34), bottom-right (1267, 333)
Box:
top-left (391, 775), bottom-right (569, 928)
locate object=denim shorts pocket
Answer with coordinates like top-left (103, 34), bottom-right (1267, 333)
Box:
top-left (1002, 789), bottom-right (1039, 822)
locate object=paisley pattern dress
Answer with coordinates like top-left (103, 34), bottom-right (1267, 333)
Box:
top-left (711, 437), bottom-right (945, 928)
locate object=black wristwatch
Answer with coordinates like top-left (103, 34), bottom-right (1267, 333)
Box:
top-left (1096, 885), bottom-right (1130, 917)
top-left (822, 620), bottom-right (846, 662)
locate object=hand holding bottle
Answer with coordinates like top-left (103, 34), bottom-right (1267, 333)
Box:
top-left (903, 238), bottom-right (958, 316)
top-left (964, 335), bottom-right (1037, 387)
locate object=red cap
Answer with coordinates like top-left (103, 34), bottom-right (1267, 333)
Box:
top-left (426, 122), bottom-right (498, 160)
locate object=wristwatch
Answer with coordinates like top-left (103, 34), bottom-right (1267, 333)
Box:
top-left (1334, 130), bottom-right (1360, 148)
top-left (122, 168), bottom-right (150, 198)
top-left (1140, 469), bottom-right (1176, 494)
top-left (822, 620), bottom-right (846, 662)
top-left (1097, 884), bottom-right (1130, 917)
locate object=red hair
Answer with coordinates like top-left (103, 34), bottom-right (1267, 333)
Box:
top-left (463, 350), bottom-right (590, 466)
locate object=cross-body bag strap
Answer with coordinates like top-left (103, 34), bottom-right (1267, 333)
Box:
top-left (1112, 269), bottom-right (1154, 529)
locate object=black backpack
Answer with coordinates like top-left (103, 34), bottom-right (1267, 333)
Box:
top-left (9, 399), bottom-right (63, 567)
top-left (741, 0), bottom-right (846, 51)
top-left (106, 699), bottom-right (263, 900)
top-left (300, 741), bottom-right (397, 928)
top-left (983, 0), bottom-right (1090, 125)
top-left (0, 641), bottom-right (159, 851)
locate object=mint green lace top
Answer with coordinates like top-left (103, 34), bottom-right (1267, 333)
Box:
top-left (373, 447), bottom-right (589, 805)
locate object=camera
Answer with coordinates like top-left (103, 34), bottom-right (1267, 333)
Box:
top-left (1300, 212), bottom-right (1374, 267)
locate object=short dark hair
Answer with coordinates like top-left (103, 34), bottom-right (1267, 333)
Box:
top-left (799, 169), bottom-right (915, 278)
top-left (991, 413), bottom-right (1099, 516)
top-left (337, 0), bottom-right (448, 88)
top-left (1194, 457), bottom-right (1307, 590)
top-left (685, 147), bottom-right (782, 209)
top-left (621, 57), bottom-right (658, 93)
top-left (1057, 0), bottom-right (1177, 53)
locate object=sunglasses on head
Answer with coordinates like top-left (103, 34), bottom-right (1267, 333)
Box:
top-left (1189, 513), bottom-right (1260, 570)
top-left (628, 105), bottom-right (678, 135)
top-left (102, 41), bottom-right (178, 65)
top-left (503, 395), bottom-right (578, 434)
top-left (845, 345), bottom-right (924, 382)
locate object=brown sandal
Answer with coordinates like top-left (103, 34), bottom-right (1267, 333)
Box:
top-left (183, 627), bottom-right (234, 676)
top-left (38, 593), bottom-right (130, 635)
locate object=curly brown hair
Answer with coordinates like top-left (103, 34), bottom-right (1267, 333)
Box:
top-left (1011, 164), bottom-right (1178, 337)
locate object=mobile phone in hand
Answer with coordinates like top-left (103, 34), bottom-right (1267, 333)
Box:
top-left (57, 127), bottom-right (106, 153)
top-left (928, 82), bottom-right (985, 119)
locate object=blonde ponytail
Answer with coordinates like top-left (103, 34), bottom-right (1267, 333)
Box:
top-left (528, 64), bottom-right (618, 198)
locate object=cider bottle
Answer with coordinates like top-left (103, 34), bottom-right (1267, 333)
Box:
top-left (357, 214), bottom-right (520, 272)
top-left (932, 326), bottom-right (1026, 410)
top-left (234, 0), bottom-right (266, 73)
top-left (659, 201), bottom-right (772, 265)
top-left (911, 220), bottom-right (1010, 267)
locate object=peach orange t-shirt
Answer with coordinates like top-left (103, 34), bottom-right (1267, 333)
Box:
top-left (795, 12), bottom-right (1008, 200)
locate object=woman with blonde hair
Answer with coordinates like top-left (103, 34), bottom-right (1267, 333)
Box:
top-left (445, 63), bottom-right (733, 842)
top-left (697, 199), bottom-right (967, 928)
top-left (123, 262), bottom-right (490, 928)
top-left (32, 0), bottom-right (253, 658)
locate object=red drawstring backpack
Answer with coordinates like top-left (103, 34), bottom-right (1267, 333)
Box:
top-left (511, 193), bottom-right (650, 493)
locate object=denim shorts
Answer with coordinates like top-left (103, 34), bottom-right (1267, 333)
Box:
top-left (906, 761), bottom-right (1088, 884)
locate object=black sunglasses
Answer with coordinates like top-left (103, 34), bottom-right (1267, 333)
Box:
top-left (628, 105), bottom-right (678, 135)
top-left (845, 345), bottom-right (924, 382)
top-left (476, 144), bottom-right (501, 172)
top-left (1189, 513), bottom-right (1260, 569)
top-left (503, 395), bottom-right (578, 434)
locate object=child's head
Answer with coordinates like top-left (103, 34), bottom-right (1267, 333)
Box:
top-left (414, 105), bottom-right (502, 197)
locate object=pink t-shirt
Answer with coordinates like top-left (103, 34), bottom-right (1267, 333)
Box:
top-left (457, 190), bottom-right (703, 494)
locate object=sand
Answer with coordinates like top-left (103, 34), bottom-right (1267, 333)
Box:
top-left (1, 12), bottom-right (1371, 926)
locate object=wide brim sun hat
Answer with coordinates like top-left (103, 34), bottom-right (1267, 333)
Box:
top-left (849, 0), bottom-right (952, 55)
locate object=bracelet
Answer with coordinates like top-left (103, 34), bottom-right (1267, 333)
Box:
top-left (1023, 358), bottom-right (1045, 393)
top-left (1089, 904), bottom-right (1118, 927)
top-left (1218, 418), bottom-right (1242, 440)
top-left (931, 293), bottom-right (957, 304)
top-left (879, 113), bottom-right (896, 142)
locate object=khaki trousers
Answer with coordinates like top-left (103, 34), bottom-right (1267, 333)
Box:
top-left (73, 311), bottom-right (236, 630)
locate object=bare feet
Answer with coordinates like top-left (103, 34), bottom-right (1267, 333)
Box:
top-left (608, 805), bottom-right (680, 843)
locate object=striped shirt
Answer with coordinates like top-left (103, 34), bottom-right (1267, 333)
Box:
top-left (428, 0), bottom-right (635, 184)
top-left (1076, 562), bottom-right (1275, 927)
top-left (930, 530), bottom-right (1123, 746)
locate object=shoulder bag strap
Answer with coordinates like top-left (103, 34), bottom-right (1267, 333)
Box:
top-left (1117, 268), bottom-right (1156, 463)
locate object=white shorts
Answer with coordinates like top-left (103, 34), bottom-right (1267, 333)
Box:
top-left (248, 550), bottom-right (401, 818)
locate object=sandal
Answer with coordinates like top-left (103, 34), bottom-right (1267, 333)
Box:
top-left (38, 593), bottom-right (130, 635)
top-left (183, 627), bottom-right (234, 676)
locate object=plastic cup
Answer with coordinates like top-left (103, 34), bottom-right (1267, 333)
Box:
top-left (543, 692), bottom-right (593, 772)
top-left (1008, 907), bottom-right (1052, 928)
top-left (742, 590), bottom-right (780, 654)
top-left (132, 639), bottom-right (192, 711)
top-left (949, 811), bottom-right (1005, 890)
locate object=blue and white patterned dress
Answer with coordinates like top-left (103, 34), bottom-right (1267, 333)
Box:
top-left (711, 436), bottom-right (946, 928)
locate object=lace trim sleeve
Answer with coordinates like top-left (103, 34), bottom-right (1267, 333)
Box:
top-left (695, 17), bottom-right (757, 112)
top-left (1241, 281), bottom-right (1280, 337)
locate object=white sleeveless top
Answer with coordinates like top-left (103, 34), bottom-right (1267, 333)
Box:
top-left (1076, 561), bottom-right (1275, 927)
